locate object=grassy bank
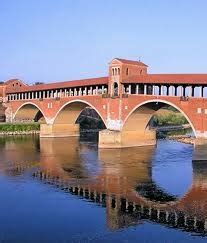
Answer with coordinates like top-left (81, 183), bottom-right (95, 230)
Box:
top-left (0, 123), bottom-right (40, 134)
top-left (153, 112), bottom-right (188, 126)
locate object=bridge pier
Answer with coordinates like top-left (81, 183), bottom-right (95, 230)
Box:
top-left (40, 123), bottom-right (79, 137)
top-left (99, 129), bottom-right (156, 148)
top-left (193, 139), bottom-right (207, 162)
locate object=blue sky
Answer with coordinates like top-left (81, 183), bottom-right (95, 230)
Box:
top-left (1, 0), bottom-right (207, 83)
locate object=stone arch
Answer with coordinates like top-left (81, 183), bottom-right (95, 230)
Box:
top-left (122, 99), bottom-right (197, 137)
top-left (53, 100), bottom-right (107, 127)
top-left (13, 102), bottom-right (46, 123)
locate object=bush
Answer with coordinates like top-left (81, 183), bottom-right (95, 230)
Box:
top-left (0, 123), bottom-right (40, 132)
top-left (153, 113), bottom-right (188, 126)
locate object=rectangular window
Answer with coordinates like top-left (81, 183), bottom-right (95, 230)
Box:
top-left (197, 108), bottom-right (202, 114)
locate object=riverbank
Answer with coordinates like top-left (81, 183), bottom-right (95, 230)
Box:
top-left (155, 124), bottom-right (195, 145)
top-left (167, 135), bottom-right (195, 145)
top-left (0, 123), bottom-right (40, 135)
top-left (155, 124), bottom-right (191, 132)
top-left (0, 123), bottom-right (195, 145)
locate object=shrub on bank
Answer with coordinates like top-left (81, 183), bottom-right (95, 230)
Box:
top-left (0, 123), bottom-right (40, 132)
top-left (153, 113), bottom-right (188, 126)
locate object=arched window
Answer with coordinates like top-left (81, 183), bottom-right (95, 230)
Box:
top-left (118, 68), bottom-right (120, 75)
top-left (113, 82), bottom-right (118, 96)
top-left (140, 69), bottom-right (143, 75)
top-left (112, 68), bottom-right (114, 76)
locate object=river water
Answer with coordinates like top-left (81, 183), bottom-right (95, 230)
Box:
top-left (0, 134), bottom-right (207, 242)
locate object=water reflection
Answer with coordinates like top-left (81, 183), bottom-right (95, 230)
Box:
top-left (1, 135), bottom-right (207, 237)
top-left (0, 136), bottom-right (40, 175)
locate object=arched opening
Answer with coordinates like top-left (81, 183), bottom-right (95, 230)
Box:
top-left (177, 86), bottom-right (184, 96)
top-left (99, 99), bottom-right (196, 149)
top-left (117, 68), bottom-right (120, 75)
top-left (122, 100), bottom-right (196, 204)
top-left (123, 100), bottom-right (196, 139)
top-left (76, 107), bottom-right (106, 130)
top-left (54, 101), bottom-right (106, 141)
top-left (112, 68), bottom-right (114, 76)
top-left (33, 110), bottom-right (44, 122)
top-left (14, 103), bottom-right (46, 123)
top-left (113, 82), bottom-right (118, 96)
top-left (169, 85), bottom-right (175, 96)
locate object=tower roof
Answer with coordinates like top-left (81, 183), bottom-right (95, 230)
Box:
top-left (114, 58), bottom-right (148, 67)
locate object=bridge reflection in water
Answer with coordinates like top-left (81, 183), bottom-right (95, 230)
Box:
top-left (3, 136), bottom-right (207, 236)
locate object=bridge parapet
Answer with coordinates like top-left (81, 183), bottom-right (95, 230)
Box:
top-left (7, 82), bottom-right (108, 102)
top-left (6, 82), bottom-right (207, 102)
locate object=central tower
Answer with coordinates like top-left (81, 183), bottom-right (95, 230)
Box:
top-left (108, 58), bottom-right (148, 96)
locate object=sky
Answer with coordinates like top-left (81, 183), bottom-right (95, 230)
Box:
top-left (1, 0), bottom-right (207, 84)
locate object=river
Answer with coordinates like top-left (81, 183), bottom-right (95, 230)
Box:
top-left (0, 134), bottom-right (207, 242)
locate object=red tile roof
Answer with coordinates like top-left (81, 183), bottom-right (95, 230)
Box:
top-left (4, 79), bottom-right (20, 84)
top-left (115, 58), bottom-right (148, 67)
top-left (123, 74), bottom-right (207, 85)
top-left (4, 79), bottom-right (28, 86)
top-left (6, 76), bottom-right (109, 93)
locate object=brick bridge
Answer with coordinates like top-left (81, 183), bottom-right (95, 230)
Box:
top-left (2, 58), bottom-right (207, 148)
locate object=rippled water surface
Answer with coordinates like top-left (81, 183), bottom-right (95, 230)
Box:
top-left (0, 135), bottom-right (207, 242)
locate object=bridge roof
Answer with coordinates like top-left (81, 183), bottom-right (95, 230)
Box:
top-left (6, 76), bottom-right (108, 93)
top-left (123, 74), bottom-right (207, 85)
